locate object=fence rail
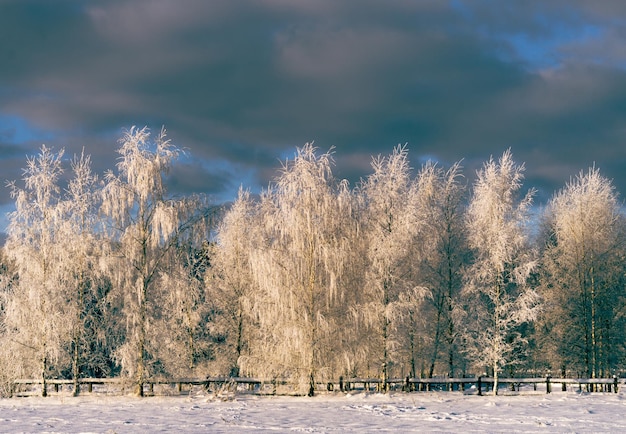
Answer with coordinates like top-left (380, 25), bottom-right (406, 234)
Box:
top-left (11, 377), bottom-right (258, 397)
top-left (10, 375), bottom-right (623, 397)
top-left (335, 376), bottom-right (622, 394)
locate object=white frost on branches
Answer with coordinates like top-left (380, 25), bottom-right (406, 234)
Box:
top-left (101, 126), bottom-right (209, 395)
top-left (245, 143), bottom-right (353, 395)
top-left (462, 150), bottom-right (540, 395)
top-left (3, 146), bottom-right (69, 396)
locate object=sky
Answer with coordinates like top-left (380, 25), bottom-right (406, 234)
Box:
top-left (2, 0), bottom-right (626, 226)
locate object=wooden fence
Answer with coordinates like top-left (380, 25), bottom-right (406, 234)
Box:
top-left (393, 376), bottom-right (621, 394)
top-left (11, 377), bottom-right (269, 397)
top-left (10, 375), bottom-right (622, 397)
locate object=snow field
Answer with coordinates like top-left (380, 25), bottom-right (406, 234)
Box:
top-left (1, 390), bottom-right (626, 433)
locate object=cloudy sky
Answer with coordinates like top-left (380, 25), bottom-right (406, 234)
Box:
top-left (2, 0), bottom-right (626, 225)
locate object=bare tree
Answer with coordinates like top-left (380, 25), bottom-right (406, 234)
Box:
top-left (462, 150), bottom-right (540, 395)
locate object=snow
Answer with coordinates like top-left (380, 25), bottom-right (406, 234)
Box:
top-left (2, 390), bottom-right (626, 433)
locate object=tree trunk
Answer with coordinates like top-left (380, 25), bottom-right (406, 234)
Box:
top-left (136, 337), bottom-right (145, 397)
top-left (307, 245), bottom-right (317, 397)
top-left (492, 278), bottom-right (502, 396)
top-left (185, 307), bottom-right (195, 371)
top-left (446, 241), bottom-right (457, 378)
top-left (428, 296), bottom-right (444, 378)
top-left (136, 285), bottom-right (147, 397)
top-left (72, 339), bottom-right (80, 396)
top-left (73, 279), bottom-right (83, 396)
top-left (232, 308), bottom-right (244, 377)
top-left (41, 353), bottom-right (48, 398)
top-left (408, 312), bottom-right (416, 379)
top-left (381, 278), bottom-right (390, 393)
top-left (492, 360), bottom-right (498, 396)
top-left (308, 372), bottom-right (315, 397)
top-left (590, 264), bottom-right (597, 379)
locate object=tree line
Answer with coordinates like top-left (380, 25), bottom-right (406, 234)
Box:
top-left (1, 126), bottom-right (625, 397)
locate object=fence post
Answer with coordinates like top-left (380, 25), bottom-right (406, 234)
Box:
top-left (339, 376), bottom-right (344, 392)
top-left (546, 375), bottom-right (551, 394)
top-left (477, 376), bottom-right (482, 396)
top-left (614, 375), bottom-right (619, 393)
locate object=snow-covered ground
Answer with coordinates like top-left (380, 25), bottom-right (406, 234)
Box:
top-left (1, 389), bottom-right (626, 433)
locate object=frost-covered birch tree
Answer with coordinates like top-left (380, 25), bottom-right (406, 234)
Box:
top-left (0, 246), bottom-right (20, 396)
top-left (153, 239), bottom-right (214, 377)
top-left (463, 150), bottom-right (540, 395)
top-left (210, 189), bottom-right (258, 376)
top-left (359, 145), bottom-right (424, 389)
top-left (3, 146), bottom-right (69, 396)
top-left (55, 151), bottom-right (106, 394)
top-left (539, 167), bottom-right (626, 377)
top-left (414, 161), bottom-right (468, 378)
top-left (246, 144), bottom-right (352, 396)
top-left (101, 126), bottom-right (210, 395)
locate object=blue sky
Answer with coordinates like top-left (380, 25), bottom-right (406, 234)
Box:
top-left (2, 0), bottom-right (626, 230)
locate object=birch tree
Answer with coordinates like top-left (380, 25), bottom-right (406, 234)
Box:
top-left (152, 239), bottom-right (214, 377)
top-left (414, 161), bottom-right (468, 378)
top-left (0, 248), bottom-right (20, 396)
top-left (210, 189), bottom-right (258, 376)
top-left (3, 146), bottom-right (69, 396)
top-left (55, 151), bottom-right (104, 395)
top-left (101, 126), bottom-right (210, 395)
top-left (539, 167), bottom-right (626, 377)
top-left (463, 150), bottom-right (540, 395)
top-left (246, 144), bottom-right (352, 396)
top-left (359, 145), bottom-right (424, 389)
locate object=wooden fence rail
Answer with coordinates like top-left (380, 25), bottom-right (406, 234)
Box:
top-left (10, 376), bottom-right (623, 397)
top-left (10, 377), bottom-right (267, 397)
top-left (336, 376), bottom-right (622, 394)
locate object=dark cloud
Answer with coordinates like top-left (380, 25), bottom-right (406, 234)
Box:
top-left (2, 0), bottom-right (626, 219)
top-left (167, 159), bottom-right (236, 201)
